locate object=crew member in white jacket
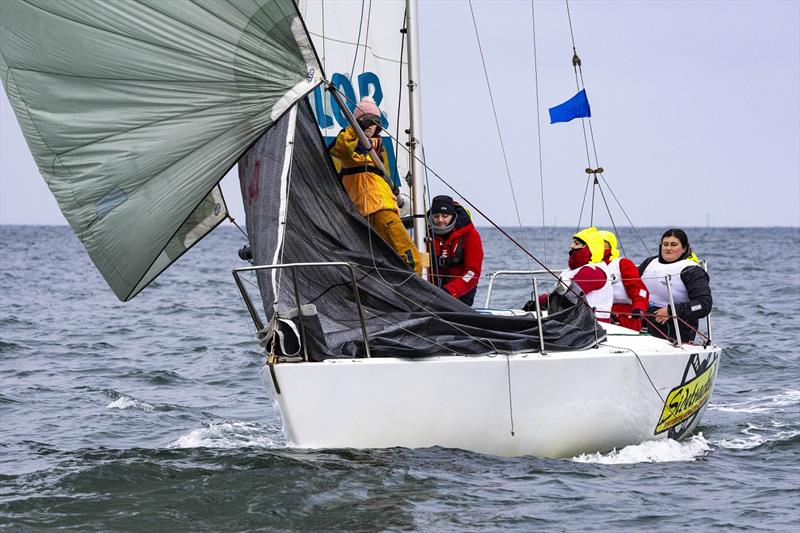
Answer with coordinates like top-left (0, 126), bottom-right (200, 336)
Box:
top-left (639, 228), bottom-right (712, 343)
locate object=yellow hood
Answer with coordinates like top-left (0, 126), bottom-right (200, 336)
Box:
top-left (573, 227), bottom-right (605, 263)
top-left (598, 230), bottom-right (620, 260)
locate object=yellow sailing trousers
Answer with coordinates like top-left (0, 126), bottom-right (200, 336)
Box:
top-left (367, 209), bottom-right (422, 275)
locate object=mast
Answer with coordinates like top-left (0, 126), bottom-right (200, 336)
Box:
top-left (405, 0), bottom-right (427, 271)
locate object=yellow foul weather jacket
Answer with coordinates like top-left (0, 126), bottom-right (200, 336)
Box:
top-left (329, 126), bottom-right (397, 217)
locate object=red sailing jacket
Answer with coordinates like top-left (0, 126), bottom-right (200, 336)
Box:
top-left (604, 250), bottom-right (649, 331)
top-left (430, 209), bottom-right (484, 299)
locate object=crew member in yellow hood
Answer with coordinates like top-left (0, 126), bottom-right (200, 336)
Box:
top-left (525, 227), bottom-right (613, 321)
top-left (598, 229), bottom-right (649, 331)
top-left (570, 227), bottom-right (605, 267)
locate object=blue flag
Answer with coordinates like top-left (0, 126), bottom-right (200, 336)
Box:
top-left (548, 89), bottom-right (591, 124)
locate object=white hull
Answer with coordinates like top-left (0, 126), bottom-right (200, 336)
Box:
top-left (260, 324), bottom-right (721, 458)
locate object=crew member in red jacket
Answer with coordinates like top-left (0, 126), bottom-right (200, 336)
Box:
top-left (599, 230), bottom-right (649, 331)
top-left (428, 195), bottom-right (484, 306)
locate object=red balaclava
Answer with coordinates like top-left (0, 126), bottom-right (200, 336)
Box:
top-left (568, 245), bottom-right (592, 270)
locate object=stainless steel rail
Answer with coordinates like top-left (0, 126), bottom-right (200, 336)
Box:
top-left (232, 262), bottom-right (372, 359)
top-left (482, 269), bottom-right (558, 355)
top-left (666, 274), bottom-right (683, 347)
top-left (483, 270), bottom-right (560, 308)
top-left (701, 261), bottom-right (713, 345)
top-left (487, 266), bottom-right (714, 346)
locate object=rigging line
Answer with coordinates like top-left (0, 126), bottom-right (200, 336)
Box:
top-left (467, 0), bottom-right (536, 282)
top-left (585, 117), bottom-right (602, 170)
top-left (565, 0), bottom-right (599, 230)
top-left (600, 174), bottom-right (651, 256)
top-left (421, 144), bottom-right (441, 283)
top-left (578, 115), bottom-right (593, 167)
top-left (590, 175), bottom-right (596, 225)
top-left (289, 269), bottom-right (374, 308)
top-left (321, 0), bottom-right (326, 74)
top-left (226, 214), bottom-right (248, 240)
top-left (349, 0), bottom-right (367, 80)
top-left (676, 316), bottom-right (712, 344)
top-left (639, 311), bottom-right (711, 345)
top-left (594, 176), bottom-right (627, 258)
top-left (576, 172), bottom-right (592, 233)
top-left (352, 264), bottom-right (505, 355)
top-left (329, 87), bottom-right (595, 309)
top-left (360, 307), bottom-right (471, 356)
top-left (323, 85), bottom-right (410, 288)
top-left (417, 162), bottom-right (569, 285)
top-left (565, 0), bottom-right (578, 51)
top-left (329, 85), bottom-right (568, 287)
top-left (395, 6), bottom-right (407, 192)
top-left (353, 265), bottom-right (506, 355)
top-left (530, 0), bottom-right (547, 264)
top-left (603, 343), bottom-right (666, 403)
top-left (361, 0), bottom-right (373, 74)
top-left (358, 305), bottom-right (521, 360)
top-left (639, 314), bottom-right (678, 346)
top-left (506, 355), bottom-right (516, 436)
top-left (320, 0), bottom-right (334, 129)
top-left (240, 270), bottom-right (262, 298)
top-left (366, 222), bottom-right (417, 289)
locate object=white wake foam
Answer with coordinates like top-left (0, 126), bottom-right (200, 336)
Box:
top-left (167, 421), bottom-right (281, 449)
top-left (709, 389), bottom-right (799, 414)
top-left (571, 434), bottom-right (711, 464)
top-left (715, 421), bottom-right (800, 450)
top-left (106, 395), bottom-right (155, 411)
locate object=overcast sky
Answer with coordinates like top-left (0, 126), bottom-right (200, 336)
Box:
top-left (1, 0), bottom-right (798, 227)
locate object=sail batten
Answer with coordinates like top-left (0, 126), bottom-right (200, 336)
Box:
top-left (1, 0), bottom-right (323, 300)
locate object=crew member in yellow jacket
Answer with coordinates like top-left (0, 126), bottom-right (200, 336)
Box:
top-left (329, 97), bottom-right (421, 275)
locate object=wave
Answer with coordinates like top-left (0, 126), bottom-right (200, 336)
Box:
top-left (709, 389), bottom-right (799, 414)
top-left (106, 395), bottom-right (156, 412)
top-left (166, 421), bottom-right (282, 449)
top-left (104, 391), bottom-right (175, 412)
top-left (714, 422), bottom-right (800, 451)
top-left (571, 434), bottom-right (711, 464)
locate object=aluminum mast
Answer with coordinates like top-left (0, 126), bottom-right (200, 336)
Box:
top-left (405, 0), bottom-right (427, 273)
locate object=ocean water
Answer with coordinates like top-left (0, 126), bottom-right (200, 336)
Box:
top-left (1, 225), bottom-right (798, 531)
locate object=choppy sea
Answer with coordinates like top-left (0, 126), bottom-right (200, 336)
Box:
top-left (1, 225), bottom-right (798, 531)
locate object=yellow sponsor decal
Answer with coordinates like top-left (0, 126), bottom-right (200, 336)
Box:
top-left (655, 360), bottom-right (717, 434)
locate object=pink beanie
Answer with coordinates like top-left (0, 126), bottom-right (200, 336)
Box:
top-left (354, 96), bottom-right (380, 120)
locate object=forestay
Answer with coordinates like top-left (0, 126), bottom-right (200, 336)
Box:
top-left (238, 102), bottom-right (604, 359)
top-left (0, 0), bottom-right (322, 300)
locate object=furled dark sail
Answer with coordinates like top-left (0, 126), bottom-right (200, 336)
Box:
top-left (239, 101), bottom-right (604, 359)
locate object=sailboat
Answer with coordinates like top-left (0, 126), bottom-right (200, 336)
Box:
top-left (0, 0), bottom-right (720, 458)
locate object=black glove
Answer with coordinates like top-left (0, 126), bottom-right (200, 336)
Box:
top-left (354, 140), bottom-right (371, 155)
top-left (631, 308), bottom-right (643, 320)
top-left (522, 300), bottom-right (536, 312)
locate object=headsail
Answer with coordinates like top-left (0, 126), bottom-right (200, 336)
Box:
top-left (299, 0), bottom-right (409, 190)
top-left (0, 0), bottom-right (322, 300)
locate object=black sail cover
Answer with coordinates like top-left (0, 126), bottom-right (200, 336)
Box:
top-left (239, 102), bottom-right (605, 360)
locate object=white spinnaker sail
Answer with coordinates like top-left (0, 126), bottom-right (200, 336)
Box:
top-left (299, 0), bottom-right (410, 191)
